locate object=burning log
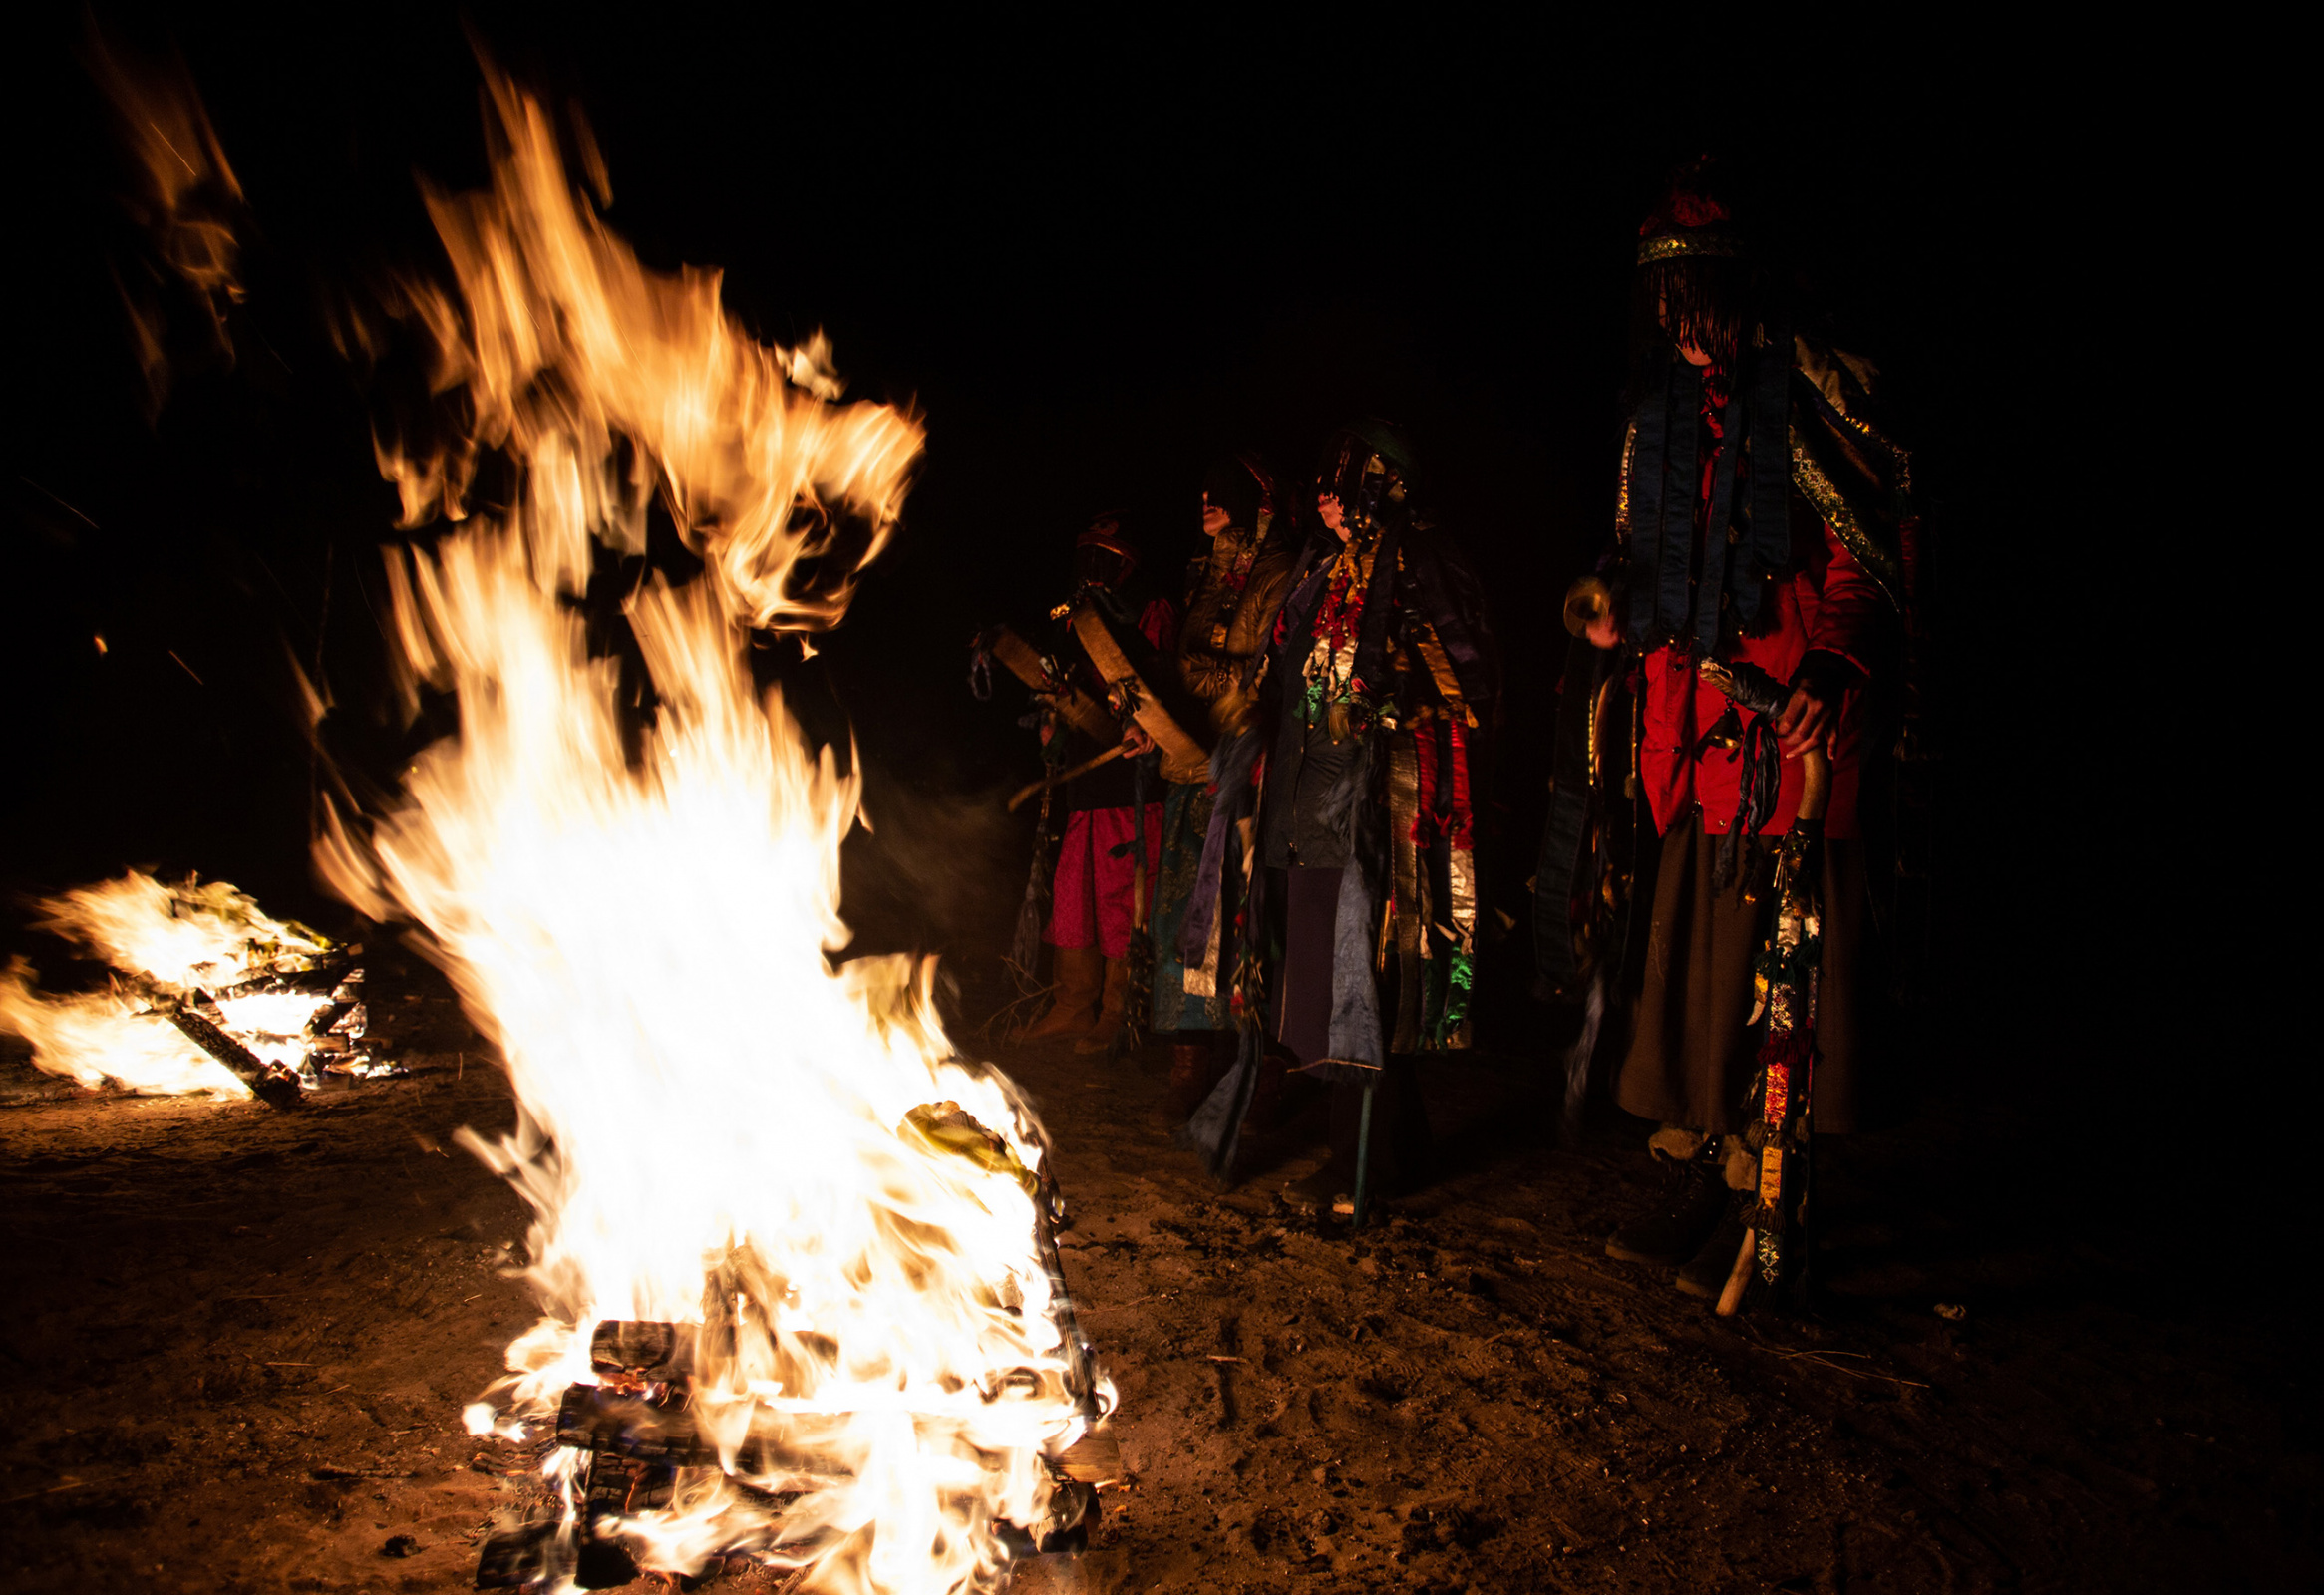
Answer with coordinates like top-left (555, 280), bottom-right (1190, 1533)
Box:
top-left (575, 1450), bottom-right (678, 1589)
top-left (589, 1319), bottom-right (703, 1386)
top-left (482, 1302), bottom-right (1109, 1581)
top-left (0, 870), bottom-right (387, 1100)
top-left (552, 1384), bottom-right (845, 1480)
top-left (555, 1384), bottom-right (716, 1467)
top-left (156, 1000), bottom-right (303, 1110)
top-left (472, 1106), bottom-right (1120, 1586)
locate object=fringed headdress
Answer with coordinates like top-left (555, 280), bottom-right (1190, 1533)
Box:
top-left (1624, 160), bottom-right (1793, 654)
top-left (1635, 157), bottom-right (1750, 365)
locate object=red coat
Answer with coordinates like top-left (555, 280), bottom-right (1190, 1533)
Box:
top-left (1639, 512), bottom-right (1883, 840)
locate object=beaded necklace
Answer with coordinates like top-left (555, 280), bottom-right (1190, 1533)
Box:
top-left (1298, 537), bottom-right (1377, 725)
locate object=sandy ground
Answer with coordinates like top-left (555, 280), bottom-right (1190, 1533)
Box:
top-left (2, 944), bottom-right (2314, 1595)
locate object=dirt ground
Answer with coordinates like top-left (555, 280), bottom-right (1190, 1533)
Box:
top-left (3, 942), bottom-right (2314, 1595)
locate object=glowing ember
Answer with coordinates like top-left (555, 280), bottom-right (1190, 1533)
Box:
top-left (0, 871), bottom-right (376, 1098)
top-left (315, 70), bottom-right (1112, 1592)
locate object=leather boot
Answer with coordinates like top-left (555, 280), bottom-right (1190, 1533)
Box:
top-left (1675, 1197), bottom-right (1752, 1299)
top-left (1605, 1144), bottom-right (1730, 1266)
top-left (1164, 1039), bottom-right (1215, 1120)
top-left (1024, 945), bottom-right (1102, 1041)
top-left (1073, 958), bottom-right (1131, 1054)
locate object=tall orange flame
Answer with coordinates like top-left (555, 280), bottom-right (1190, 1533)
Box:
top-left (371, 71), bottom-right (920, 638)
top-left (316, 70), bottom-right (1106, 1592)
top-left (85, 35), bottom-right (247, 412)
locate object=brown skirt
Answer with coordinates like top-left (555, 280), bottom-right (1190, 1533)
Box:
top-left (1616, 812), bottom-right (1872, 1136)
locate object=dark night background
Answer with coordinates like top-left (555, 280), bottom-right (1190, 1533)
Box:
top-left (0, 14), bottom-right (2245, 1240)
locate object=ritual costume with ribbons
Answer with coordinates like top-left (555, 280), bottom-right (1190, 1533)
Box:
top-left (1153, 454), bottom-right (1298, 1118)
top-left (1022, 514), bottom-right (1177, 1052)
top-left (1187, 422), bottom-right (1497, 1216)
top-left (1550, 166), bottom-right (1921, 1300)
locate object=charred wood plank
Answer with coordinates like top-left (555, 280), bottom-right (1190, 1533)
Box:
top-left (556, 1384), bottom-right (707, 1466)
top-left (576, 1447), bottom-right (675, 1589)
top-left (163, 1005), bottom-right (303, 1109)
top-left (554, 1384), bottom-right (852, 1480)
top-left (590, 1320), bottom-right (699, 1385)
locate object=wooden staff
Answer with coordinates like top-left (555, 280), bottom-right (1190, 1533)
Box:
top-left (1007, 744), bottom-right (1125, 813)
top-left (1717, 745), bottom-right (1831, 1318)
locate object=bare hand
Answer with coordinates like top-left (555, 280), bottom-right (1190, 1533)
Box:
top-left (1771, 653), bottom-right (1856, 758)
top-left (1122, 724), bottom-right (1156, 757)
top-left (1772, 686), bottom-right (1835, 757)
top-left (1562, 575), bottom-right (1620, 650)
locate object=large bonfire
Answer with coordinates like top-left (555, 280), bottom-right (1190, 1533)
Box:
top-left (314, 72), bottom-right (1109, 1592)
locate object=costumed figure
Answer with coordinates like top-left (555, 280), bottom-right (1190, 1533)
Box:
top-left (1016, 513), bottom-right (1178, 1054)
top-left (1185, 422), bottom-right (1497, 1219)
top-left (1151, 453), bottom-right (1298, 1119)
top-left (1546, 161), bottom-right (1922, 1304)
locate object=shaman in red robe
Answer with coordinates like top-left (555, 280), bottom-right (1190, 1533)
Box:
top-left (1635, 365), bottom-right (1889, 847)
top-left (1575, 158), bottom-right (1923, 1298)
top-left (1613, 333), bottom-right (1908, 1143)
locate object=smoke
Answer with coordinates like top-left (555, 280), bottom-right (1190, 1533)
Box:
top-left (839, 766), bottom-right (1024, 964)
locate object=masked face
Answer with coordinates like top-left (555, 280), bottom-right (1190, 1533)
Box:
top-left (1316, 448), bottom-right (1402, 541)
top-left (1316, 493), bottom-right (1348, 541)
top-left (1646, 255), bottom-right (1744, 369)
top-left (1656, 289), bottom-right (1720, 367)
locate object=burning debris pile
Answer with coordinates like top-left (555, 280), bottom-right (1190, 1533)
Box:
top-left (305, 69), bottom-right (1119, 1593)
top-left (0, 870), bottom-right (378, 1105)
top-left (473, 1103), bottom-right (1115, 1590)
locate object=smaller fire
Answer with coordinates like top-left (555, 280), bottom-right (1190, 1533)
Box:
top-left (0, 870), bottom-right (380, 1103)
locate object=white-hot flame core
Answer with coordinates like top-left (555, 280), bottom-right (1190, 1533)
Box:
top-left (213, 991), bottom-right (336, 1038)
top-left (0, 963), bottom-right (249, 1097)
top-left (315, 71), bottom-right (1099, 1594)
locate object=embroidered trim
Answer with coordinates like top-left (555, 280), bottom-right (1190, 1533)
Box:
top-left (1789, 423), bottom-right (1902, 609)
top-left (1614, 417), bottom-right (1637, 542)
top-left (1637, 230), bottom-right (1741, 264)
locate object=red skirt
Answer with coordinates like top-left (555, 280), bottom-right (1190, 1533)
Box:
top-left (1046, 805), bottom-right (1163, 960)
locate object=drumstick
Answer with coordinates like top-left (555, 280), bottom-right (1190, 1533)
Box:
top-left (1007, 744), bottom-right (1125, 813)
